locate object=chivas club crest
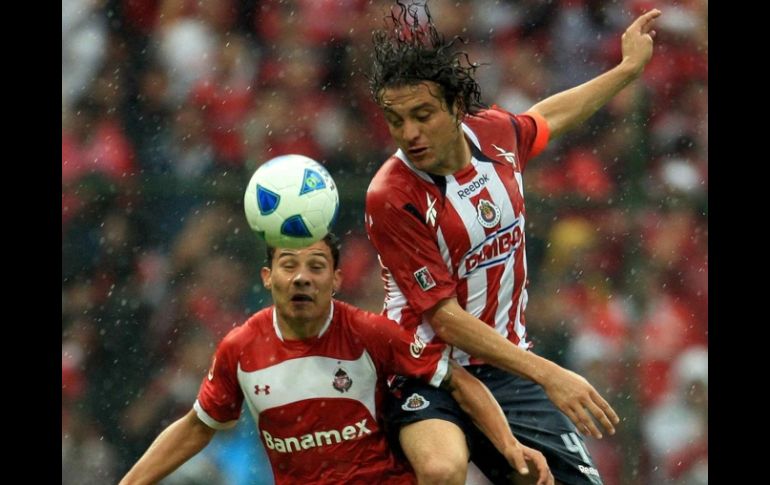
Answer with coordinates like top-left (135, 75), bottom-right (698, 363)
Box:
top-left (476, 199), bottom-right (501, 228)
top-left (333, 367), bottom-right (353, 393)
top-left (401, 393), bottom-right (430, 411)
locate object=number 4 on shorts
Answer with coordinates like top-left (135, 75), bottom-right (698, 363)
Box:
top-left (561, 432), bottom-right (590, 463)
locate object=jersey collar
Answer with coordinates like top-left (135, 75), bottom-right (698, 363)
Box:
top-left (271, 302), bottom-right (335, 342)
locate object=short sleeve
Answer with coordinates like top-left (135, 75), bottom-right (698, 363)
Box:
top-left (194, 336), bottom-right (244, 430)
top-left (353, 308), bottom-right (450, 388)
top-left (365, 185), bottom-right (456, 314)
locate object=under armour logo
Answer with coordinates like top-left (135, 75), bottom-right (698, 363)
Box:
top-left (254, 385), bottom-right (271, 395)
top-left (425, 193), bottom-right (437, 227)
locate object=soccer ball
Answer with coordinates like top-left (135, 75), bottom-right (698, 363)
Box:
top-left (244, 154), bottom-right (339, 248)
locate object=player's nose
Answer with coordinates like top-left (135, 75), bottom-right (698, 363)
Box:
top-left (291, 268), bottom-right (311, 285)
top-left (402, 119), bottom-right (420, 141)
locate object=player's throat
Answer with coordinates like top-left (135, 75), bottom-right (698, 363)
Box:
top-left (431, 131), bottom-right (473, 176)
top-left (274, 303), bottom-right (334, 341)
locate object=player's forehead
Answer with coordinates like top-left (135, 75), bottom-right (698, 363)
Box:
top-left (380, 82), bottom-right (445, 113)
top-left (275, 241), bottom-right (333, 261)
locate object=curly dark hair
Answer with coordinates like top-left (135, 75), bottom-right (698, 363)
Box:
top-left (369, 1), bottom-right (485, 116)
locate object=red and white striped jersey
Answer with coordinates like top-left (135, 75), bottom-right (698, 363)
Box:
top-left (194, 300), bottom-right (449, 485)
top-left (365, 107), bottom-right (549, 366)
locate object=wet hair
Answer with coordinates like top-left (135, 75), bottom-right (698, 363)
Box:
top-left (265, 232), bottom-right (342, 269)
top-left (369, 0), bottom-right (484, 116)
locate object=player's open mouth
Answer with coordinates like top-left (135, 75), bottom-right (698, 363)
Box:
top-left (291, 294), bottom-right (313, 302)
top-left (408, 147), bottom-right (428, 157)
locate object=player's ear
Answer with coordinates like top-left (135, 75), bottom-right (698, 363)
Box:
top-left (332, 268), bottom-right (342, 295)
top-left (452, 98), bottom-right (466, 126)
top-left (261, 267), bottom-right (273, 290)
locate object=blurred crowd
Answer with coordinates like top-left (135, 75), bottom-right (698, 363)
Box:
top-left (62, 0), bottom-right (707, 484)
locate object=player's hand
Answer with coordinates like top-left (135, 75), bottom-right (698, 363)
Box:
top-left (621, 9), bottom-right (661, 75)
top-left (501, 440), bottom-right (554, 485)
top-left (541, 366), bottom-right (619, 439)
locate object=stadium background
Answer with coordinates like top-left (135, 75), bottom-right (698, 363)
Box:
top-left (62, 0), bottom-right (707, 483)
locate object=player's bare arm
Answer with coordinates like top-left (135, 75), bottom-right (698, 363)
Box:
top-left (428, 298), bottom-right (619, 439)
top-left (441, 361), bottom-right (554, 485)
top-left (119, 409), bottom-right (217, 485)
top-left (529, 9), bottom-right (661, 139)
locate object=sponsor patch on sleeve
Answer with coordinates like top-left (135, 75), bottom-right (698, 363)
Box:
top-left (409, 334), bottom-right (426, 358)
top-left (413, 266), bottom-right (437, 291)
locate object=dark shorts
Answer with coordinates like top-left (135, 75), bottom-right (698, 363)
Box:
top-left (384, 365), bottom-right (603, 485)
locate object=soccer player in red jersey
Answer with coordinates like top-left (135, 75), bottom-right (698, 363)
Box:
top-left (365, 2), bottom-right (661, 484)
top-left (119, 233), bottom-right (553, 485)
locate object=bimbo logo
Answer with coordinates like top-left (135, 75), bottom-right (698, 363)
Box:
top-left (262, 419), bottom-right (372, 453)
top-left (461, 219), bottom-right (523, 276)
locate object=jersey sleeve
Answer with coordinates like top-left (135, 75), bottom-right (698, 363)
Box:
top-left (194, 332), bottom-right (244, 430)
top-left (353, 307), bottom-right (450, 387)
top-left (491, 105), bottom-right (550, 172)
top-left (365, 183), bottom-right (456, 314)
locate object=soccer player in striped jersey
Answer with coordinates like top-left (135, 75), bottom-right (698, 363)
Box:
top-left (365, 2), bottom-right (661, 484)
top-left (119, 234), bottom-right (553, 485)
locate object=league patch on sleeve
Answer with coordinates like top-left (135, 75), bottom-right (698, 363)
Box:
top-left (413, 266), bottom-right (436, 291)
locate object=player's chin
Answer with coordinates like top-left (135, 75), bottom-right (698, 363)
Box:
top-left (412, 156), bottom-right (437, 172)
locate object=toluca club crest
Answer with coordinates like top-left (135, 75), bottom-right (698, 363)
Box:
top-left (333, 367), bottom-right (353, 393)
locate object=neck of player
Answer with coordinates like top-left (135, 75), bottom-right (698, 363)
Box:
top-left (436, 131), bottom-right (472, 176)
top-left (276, 304), bottom-right (332, 341)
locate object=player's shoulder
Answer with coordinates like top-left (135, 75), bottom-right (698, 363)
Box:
top-left (367, 154), bottom-right (418, 201)
top-left (466, 105), bottom-right (537, 150)
top-left (464, 104), bottom-right (516, 126)
top-left (334, 300), bottom-right (391, 335)
top-left (219, 307), bottom-right (271, 351)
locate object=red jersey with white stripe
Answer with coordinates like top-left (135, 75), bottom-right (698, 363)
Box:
top-left (194, 300), bottom-right (449, 485)
top-left (365, 107), bottom-right (549, 366)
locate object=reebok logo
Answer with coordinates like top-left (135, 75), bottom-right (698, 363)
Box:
top-left (457, 174), bottom-right (490, 199)
top-left (578, 465), bottom-right (600, 477)
top-left (425, 193), bottom-right (437, 227)
top-left (492, 144), bottom-right (517, 165)
top-left (262, 419), bottom-right (372, 453)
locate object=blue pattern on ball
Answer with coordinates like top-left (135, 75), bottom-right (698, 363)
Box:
top-left (281, 215), bottom-right (313, 237)
top-left (257, 185), bottom-right (280, 215)
top-left (299, 169), bottom-right (327, 195)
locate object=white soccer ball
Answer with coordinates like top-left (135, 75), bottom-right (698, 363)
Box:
top-left (244, 154), bottom-right (339, 248)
